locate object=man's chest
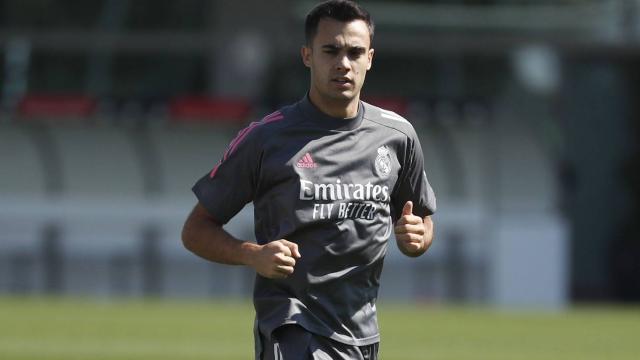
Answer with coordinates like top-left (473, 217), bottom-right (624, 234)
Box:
top-left (256, 128), bottom-right (403, 221)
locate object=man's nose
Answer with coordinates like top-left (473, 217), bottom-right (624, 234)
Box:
top-left (335, 54), bottom-right (351, 71)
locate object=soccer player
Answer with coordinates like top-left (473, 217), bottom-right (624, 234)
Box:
top-left (181, 1), bottom-right (436, 359)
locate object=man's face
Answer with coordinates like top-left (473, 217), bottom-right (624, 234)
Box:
top-left (302, 19), bottom-right (374, 107)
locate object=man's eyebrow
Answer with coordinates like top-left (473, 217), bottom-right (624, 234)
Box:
top-left (321, 44), bottom-right (366, 51)
top-left (321, 44), bottom-right (341, 50)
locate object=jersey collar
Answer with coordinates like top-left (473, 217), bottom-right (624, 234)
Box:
top-left (297, 94), bottom-right (364, 131)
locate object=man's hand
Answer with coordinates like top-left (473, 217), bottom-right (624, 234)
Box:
top-left (394, 201), bottom-right (433, 257)
top-left (182, 204), bottom-right (302, 279)
top-left (247, 239), bottom-right (302, 279)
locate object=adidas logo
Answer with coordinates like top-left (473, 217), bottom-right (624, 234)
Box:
top-left (296, 152), bottom-right (318, 168)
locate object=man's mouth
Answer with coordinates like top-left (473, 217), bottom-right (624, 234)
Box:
top-left (332, 77), bottom-right (353, 85)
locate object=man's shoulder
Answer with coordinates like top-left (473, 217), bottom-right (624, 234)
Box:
top-left (361, 101), bottom-right (418, 138)
top-left (256, 102), bottom-right (300, 129)
top-left (242, 102), bottom-right (299, 138)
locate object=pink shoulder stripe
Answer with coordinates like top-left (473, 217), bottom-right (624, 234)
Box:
top-left (263, 110), bottom-right (282, 122)
top-left (222, 122), bottom-right (256, 161)
top-left (229, 111), bottom-right (284, 155)
top-left (209, 163), bottom-right (221, 178)
top-left (209, 111), bottom-right (284, 178)
top-left (226, 122), bottom-right (260, 158)
top-left (221, 111), bottom-right (283, 161)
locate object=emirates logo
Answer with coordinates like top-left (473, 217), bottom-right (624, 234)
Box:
top-left (296, 152), bottom-right (318, 168)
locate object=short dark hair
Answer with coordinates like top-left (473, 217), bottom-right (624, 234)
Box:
top-left (305, 0), bottom-right (374, 45)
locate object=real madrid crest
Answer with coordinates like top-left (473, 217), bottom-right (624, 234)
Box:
top-left (375, 146), bottom-right (392, 178)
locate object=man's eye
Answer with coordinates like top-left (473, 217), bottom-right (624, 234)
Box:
top-left (324, 50), bottom-right (338, 55)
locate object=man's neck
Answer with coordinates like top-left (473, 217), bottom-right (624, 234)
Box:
top-left (308, 91), bottom-right (360, 119)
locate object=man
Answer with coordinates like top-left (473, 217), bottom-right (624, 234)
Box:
top-left (182, 1), bottom-right (436, 359)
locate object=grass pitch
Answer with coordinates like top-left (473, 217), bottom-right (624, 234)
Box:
top-left (0, 297), bottom-right (638, 359)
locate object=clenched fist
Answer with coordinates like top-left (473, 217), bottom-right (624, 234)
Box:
top-left (394, 201), bottom-right (432, 257)
top-left (248, 239), bottom-right (301, 279)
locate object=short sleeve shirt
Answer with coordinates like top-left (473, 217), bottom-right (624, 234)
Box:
top-left (193, 95), bottom-right (436, 346)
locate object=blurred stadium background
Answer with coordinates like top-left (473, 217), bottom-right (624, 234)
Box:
top-left (1, 0), bottom-right (639, 358)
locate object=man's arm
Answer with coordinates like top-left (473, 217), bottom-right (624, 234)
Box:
top-left (181, 203), bottom-right (301, 279)
top-left (393, 201), bottom-right (434, 257)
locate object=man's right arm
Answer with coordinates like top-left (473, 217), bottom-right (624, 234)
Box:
top-left (181, 203), bottom-right (301, 279)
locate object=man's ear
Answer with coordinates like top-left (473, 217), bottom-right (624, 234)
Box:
top-left (366, 48), bottom-right (374, 71)
top-left (301, 46), bottom-right (312, 68)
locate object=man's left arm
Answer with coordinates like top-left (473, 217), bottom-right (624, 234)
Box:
top-left (394, 201), bottom-right (434, 257)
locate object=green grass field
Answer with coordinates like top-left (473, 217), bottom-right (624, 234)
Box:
top-left (1, 297), bottom-right (638, 360)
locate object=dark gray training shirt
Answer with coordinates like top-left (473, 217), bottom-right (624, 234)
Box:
top-left (193, 95), bottom-right (436, 346)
